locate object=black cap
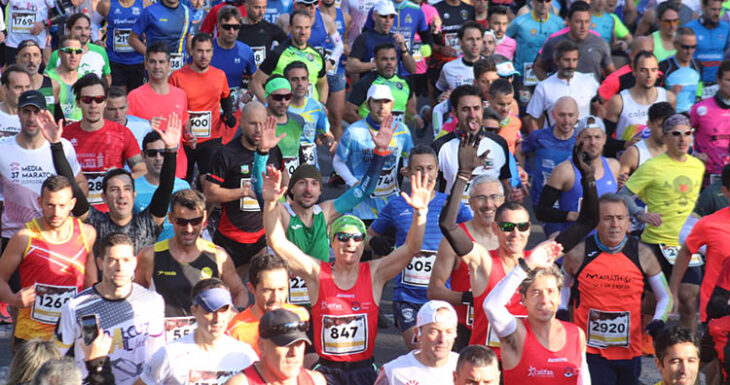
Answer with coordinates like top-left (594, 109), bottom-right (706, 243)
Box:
top-left (18, 90), bottom-right (46, 110)
top-left (259, 309), bottom-right (311, 347)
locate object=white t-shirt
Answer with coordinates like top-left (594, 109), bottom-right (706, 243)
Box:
top-left (140, 333), bottom-right (259, 385)
top-left (526, 72), bottom-right (599, 128)
top-left (438, 132), bottom-right (511, 193)
top-left (5, 0), bottom-right (54, 48)
top-left (383, 351), bottom-right (459, 385)
top-left (436, 58), bottom-right (475, 92)
top-left (0, 104), bottom-right (21, 140)
top-left (0, 137), bottom-right (82, 238)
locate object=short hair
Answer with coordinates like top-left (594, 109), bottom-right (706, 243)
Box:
top-left (248, 253), bottom-right (289, 288)
top-left (191, 277), bottom-right (228, 300)
top-left (65, 13), bottom-right (90, 30)
top-left (469, 174), bottom-right (504, 198)
top-left (170, 189), bottom-right (206, 213)
top-left (32, 358), bottom-right (81, 385)
top-left (648, 101), bottom-right (675, 123)
top-left (284, 60), bottom-right (309, 78)
top-left (72, 73), bottom-right (108, 101)
top-left (102, 168), bottom-right (135, 194)
top-left (106, 85), bottom-right (126, 99)
top-left (474, 58), bottom-right (497, 78)
top-left (290, 9), bottom-right (312, 25)
top-left (703, 0), bottom-right (722, 6)
top-left (1, 64), bottom-right (30, 87)
top-left (482, 107), bottom-right (502, 122)
top-left (495, 201), bottom-right (528, 223)
top-left (554, 40), bottom-right (579, 61)
top-left (407, 145), bottom-right (438, 167)
top-left (41, 175), bottom-right (72, 196)
top-left (674, 27), bottom-right (696, 42)
top-left (717, 59), bottom-right (730, 80)
top-left (218, 5), bottom-right (242, 24)
top-left (449, 84), bottom-right (482, 110)
top-left (488, 78), bottom-right (513, 97)
top-left (458, 20), bottom-right (485, 40)
top-left (598, 193), bottom-right (628, 210)
top-left (146, 42), bottom-right (170, 60)
top-left (567, 0), bottom-right (590, 18)
top-left (633, 50), bottom-right (657, 69)
top-left (722, 163), bottom-right (730, 190)
top-left (487, 5), bottom-right (509, 19)
top-left (7, 339), bottom-right (61, 385)
top-left (57, 35), bottom-right (81, 48)
top-left (97, 232), bottom-right (134, 260)
top-left (374, 43), bottom-right (397, 58)
top-left (654, 324), bottom-right (699, 362)
top-left (518, 264), bottom-right (564, 297)
top-left (456, 345), bottom-right (498, 373)
top-left (191, 32), bottom-right (213, 49)
top-left (657, 1), bottom-right (681, 20)
top-left (142, 131), bottom-right (163, 150)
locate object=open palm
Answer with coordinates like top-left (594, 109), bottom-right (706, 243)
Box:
top-left (370, 114), bottom-right (394, 151)
top-left (260, 116), bottom-right (286, 152)
top-left (402, 171), bottom-right (435, 210)
top-left (154, 112), bottom-right (182, 148)
top-left (261, 165), bottom-right (287, 202)
top-left (36, 110), bottom-right (63, 143)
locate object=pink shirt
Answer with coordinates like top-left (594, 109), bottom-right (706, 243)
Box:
top-left (690, 97), bottom-right (730, 175)
top-left (495, 35), bottom-right (517, 60)
top-left (414, 3), bottom-right (439, 74)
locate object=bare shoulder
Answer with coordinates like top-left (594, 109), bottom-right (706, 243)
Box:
top-left (309, 369), bottom-right (327, 385)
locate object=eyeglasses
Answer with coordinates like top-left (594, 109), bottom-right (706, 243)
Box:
top-left (270, 93), bottom-right (293, 101)
top-left (378, 14), bottom-right (395, 19)
top-left (471, 194), bottom-right (504, 203)
top-left (221, 23), bottom-right (241, 31)
top-left (60, 47), bottom-right (83, 55)
top-left (79, 95), bottom-right (106, 104)
top-left (144, 149), bottom-right (165, 158)
top-left (483, 126), bottom-right (501, 132)
top-left (173, 216), bottom-right (204, 226)
top-left (679, 44), bottom-right (697, 50)
top-left (661, 19), bottom-right (680, 26)
top-left (498, 221), bottom-right (530, 232)
top-left (334, 232), bottom-right (365, 242)
top-left (260, 321), bottom-right (309, 339)
top-left (668, 130), bottom-right (693, 137)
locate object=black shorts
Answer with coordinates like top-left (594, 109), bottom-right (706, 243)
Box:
top-left (110, 61), bottom-right (145, 91)
top-left (392, 300), bottom-right (421, 332)
top-left (453, 323), bottom-right (472, 352)
top-left (409, 73), bottom-right (429, 97)
top-left (586, 354), bottom-right (641, 385)
top-left (647, 242), bottom-right (703, 285)
top-left (184, 138), bottom-right (223, 184)
top-left (213, 231), bottom-right (266, 268)
top-left (315, 358), bottom-right (377, 385)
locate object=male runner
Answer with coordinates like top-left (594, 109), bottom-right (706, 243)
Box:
top-left (263, 76), bottom-right (307, 177)
top-left (658, 28), bottom-right (702, 113)
top-left (652, 326), bottom-right (700, 385)
top-left (452, 345), bottom-right (501, 385)
top-left (15, 40), bottom-right (60, 116)
top-left (319, 0), bottom-right (349, 140)
top-left (431, 0), bottom-right (475, 85)
top-left (684, 0), bottom-right (728, 93)
top-left (0, 65), bottom-right (31, 139)
top-left (237, 0), bottom-right (288, 67)
top-left (3, 0), bottom-right (54, 65)
top-left (104, 86), bottom-right (152, 148)
top-left (47, 36), bottom-right (83, 122)
top-left (618, 102), bottom-right (673, 188)
top-left (46, 14), bottom-right (112, 84)
top-left (436, 21), bottom-right (484, 94)
top-left (129, 0), bottom-right (193, 72)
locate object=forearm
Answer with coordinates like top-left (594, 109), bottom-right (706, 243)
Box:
top-left (402, 53), bottom-right (417, 74)
top-left (129, 34), bottom-right (146, 55)
top-left (555, 177), bottom-right (598, 252)
top-left (332, 153), bottom-right (358, 186)
top-left (252, 151), bottom-right (269, 208)
top-left (617, 186), bottom-right (643, 217)
top-left (221, 94), bottom-right (234, 118)
top-left (649, 273), bottom-right (672, 321)
top-left (669, 247), bottom-right (691, 295)
top-left (148, 151), bottom-right (177, 218)
top-left (50, 142), bottom-right (89, 216)
top-left (428, 281), bottom-right (466, 306)
top-left (90, 11), bottom-right (104, 41)
top-left (84, 357), bottom-right (115, 385)
top-left (484, 264), bottom-right (527, 338)
top-left (333, 151), bottom-right (388, 214)
top-left (536, 185), bottom-right (569, 222)
top-left (328, 31), bottom-right (344, 64)
top-left (205, 184), bottom-right (243, 203)
top-left (346, 58), bottom-right (376, 74)
top-left (438, 175), bottom-right (473, 257)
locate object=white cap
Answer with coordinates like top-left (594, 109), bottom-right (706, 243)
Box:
top-left (366, 84), bottom-right (394, 101)
top-left (576, 115), bottom-right (606, 135)
top-left (416, 300), bottom-right (458, 329)
top-left (373, 1), bottom-right (396, 16)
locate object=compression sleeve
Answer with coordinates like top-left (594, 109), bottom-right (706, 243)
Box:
top-left (536, 185), bottom-right (570, 222)
top-left (91, 10), bottom-right (104, 42)
top-left (555, 177), bottom-right (599, 253)
top-left (148, 151), bottom-right (177, 218)
top-left (50, 142), bottom-right (89, 217)
top-left (438, 175), bottom-right (474, 257)
top-left (484, 264), bottom-right (528, 338)
top-left (252, 151), bottom-right (269, 209)
top-left (649, 273), bottom-right (672, 321)
top-left (618, 185), bottom-right (644, 217)
top-left (221, 94), bottom-right (235, 118)
top-left (333, 151), bottom-right (388, 214)
top-left (332, 153), bottom-right (359, 187)
top-left (579, 349), bottom-right (590, 385)
top-left (327, 30), bottom-right (344, 65)
top-left (560, 266), bottom-right (574, 311)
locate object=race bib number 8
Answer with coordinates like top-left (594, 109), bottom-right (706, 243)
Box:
top-left (113, 29), bottom-right (133, 53)
top-left (401, 250), bottom-right (436, 287)
top-left (189, 111), bottom-right (212, 138)
top-left (11, 12), bottom-right (35, 34)
top-left (165, 316), bottom-right (197, 342)
top-left (252, 47), bottom-right (266, 66)
top-left (322, 314), bottom-right (368, 355)
top-left (288, 276), bottom-right (310, 305)
top-left (586, 309), bottom-right (630, 348)
top-left (31, 284), bottom-right (77, 324)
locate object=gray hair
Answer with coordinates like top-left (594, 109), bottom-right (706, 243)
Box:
top-left (32, 358), bottom-right (82, 385)
top-left (469, 174), bottom-right (504, 198)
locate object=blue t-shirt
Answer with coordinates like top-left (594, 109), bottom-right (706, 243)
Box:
top-left (288, 97), bottom-right (329, 169)
top-left (212, 38), bottom-right (257, 110)
top-left (662, 57), bottom-right (701, 113)
top-left (591, 13), bottom-right (614, 43)
top-left (506, 12), bottom-right (564, 76)
top-left (132, 2), bottom-right (193, 56)
top-left (370, 192), bottom-right (472, 303)
top-left (685, 18), bottom-right (730, 83)
top-left (522, 127), bottom-right (576, 207)
top-left (105, 0), bottom-right (145, 65)
top-left (264, 0), bottom-right (294, 24)
top-left (364, 0), bottom-right (429, 53)
top-left (126, 115), bottom-right (152, 150)
top-left (133, 177), bottom-right (192, 241)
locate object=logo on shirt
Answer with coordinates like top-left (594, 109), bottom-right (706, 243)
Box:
top-left (200, 267), bottom-right (213, 279)
top-left (405, 15), bottom-right (412, 23)
top-left (460, 9), bottom-right (468, 19)
top-left (564, 366), bottom-right (578, 378)
top-left (527, 366), bottom-right (555, 378)
top-left (240, 165), bottom-right (249, 174)
top-left (132, 7), bottom-right (140, 15)
top-left (443, 12), bottom-right (450, 19)
top-left (291, 224), bottom-right (303, 230)
top-left (351, 301), bottom-right (361, 311)
top-left (114, 8), bottom-right (121, 14)
top-left (697, 106), bottom-right (708, 116)
top-left (321, 301), bottom-right (344, 311)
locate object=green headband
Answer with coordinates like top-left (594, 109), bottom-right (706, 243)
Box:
top-left (265, 77), bottom-right (292, 98)
top-left (329, 215), bottom-right (367, 244)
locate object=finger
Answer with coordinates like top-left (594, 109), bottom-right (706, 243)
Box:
top-left (401, 192), bottom-right (412, 205)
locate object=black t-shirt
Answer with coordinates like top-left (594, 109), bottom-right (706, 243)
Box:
top-left (88, 207), bottom-right (162, 257)
top-left (433, 2), bottom-right (475, 63)
top-left (206, 136), bottom-right (283, 241)
top-left (237, 20), bottom-right (288, 66)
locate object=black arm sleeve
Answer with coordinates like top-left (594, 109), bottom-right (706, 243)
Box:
top-left (438, 176), bottom-right (474, 257)
top-left (148, 151), bottom-right (177, 218)
top-left (554, 177), bottom-right (599, 253)
top-left (83, 357), bottom-right (115, 385)
top-left (417, 27), bottom-right (434, 46)
top-left (50, 142), bottom-right (90, 217)
top-left (221, 94), bottom-right (234, 117)
top-left (707, 286), bottom-right (730, 320)
top-left (536, 185), bottom-right (570, 223)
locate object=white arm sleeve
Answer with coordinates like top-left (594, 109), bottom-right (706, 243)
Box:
top-left (483, 265), bottom-right (528, 338)
top-left (327, 30), bottom-right (344, 65)
top-left (560, 266), bottom-right (574, 310)
top-left (679, 214), bottom-right (706, 254)
top-left (579, 348), bottom-right (591, 385)
top-left (648, 272), bottom-right (672, 321)
top-left (332, 153), bottom-right (359, 187)
top-left (90, 10), bottom-right (105, 42)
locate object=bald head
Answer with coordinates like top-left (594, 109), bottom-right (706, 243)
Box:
top-left (242, 100), bottom-right (266, 116)
top-left (552, 96), bottom-right (579, 134)
top-left (553, 96), bottom-right (578, 115)
top-left (630, 37), bottom-right (654, 60)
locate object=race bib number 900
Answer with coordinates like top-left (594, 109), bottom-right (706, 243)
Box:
top-left (31, 283), bottom-right (77, 324)
top-left (322, 314), bottom-right (368, 355)
top-left (401, 250), bottom-right (436, 287)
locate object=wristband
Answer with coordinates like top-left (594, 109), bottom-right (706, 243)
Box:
top-left (518, 258), bottom-right (533, 275)
top-left (257, 149), bottom-right (269, 156)
top-left (164, 147), bottom-right (178, 153)
top-left (373, 148), bottom-right (391, 156)
top-left (461, 291), bottom-right (473, 305)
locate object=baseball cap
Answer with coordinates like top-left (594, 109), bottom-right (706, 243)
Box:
top-left (576, 115), bottom-right (606, 135)
top-left (366, 84), bottom-right (394, 102)
top-left (191, 287), bottom-right (233, 313)
top-left (294, 0), bottom-right (317, 4)
top-left (259, 309), bottom-right (311, 346)
top-left (18, 90), bottom-right (46, 110)
top-left (493, 54), bottom-right (520, 77)
top-left (412, 300), bottom-right (457, 344)
top-left (373, 1), bottom-right (396, 15)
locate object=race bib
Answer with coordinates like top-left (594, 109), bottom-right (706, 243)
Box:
top-left (307, 83), bottom-right (315, 99)
top-left (487, 315), bottom-right (526, 347)
top-left (31, 283), bottom-right (76, 324)
top-left (373, 165), bottom-right (397, 197)
top-left (188, 369), bottom-right (238, 385)
top-left (322, 314), bottom-right (368, 355)
top-left (113, 28), bottom-right (133, 52)
top-left (85, 171), bottom-right (105, 205)
top-left (401, 250), bottom-right (436, 287)
top-left (466, 300), bottom-right (474, 326)
top-left (288, 276), bottom-right (310, 305)
top-left (586, 309), bottom-right (630, 348)
top-left (189, 111), bottom-right (212, 138)
top-left (412, 42), bottom-right (423, 62)
top-left (659, 244), bottom-right (681, 265)
top-left (252, 47), bottom-right (266, 66)
top-left (170, 53), bottom-right (184, 72)
top-left (284, 156), bottom-right (300, 176)
top-left (11, 11), bottom-right (35, 34)
top-left (392, 111), bottom-right (405, 125)
top-left (703, 83), bottom-right (720, 99)
top-left (462, 179), bottom-right (472, 204)
top-left (689, 253), bottom-right (704, 267)
top-left (523, 63), bottom-right (538, 86)
top-left (165, 316), bottom-right (197, 342)
top-left (301, 143), bottom-right (316, 166)
top-left (324, 49), bottom-right (338, 76)
top-left (239, 178), bottom-right (259, 212)
top-left (444, 33), bottom-right (460, 51)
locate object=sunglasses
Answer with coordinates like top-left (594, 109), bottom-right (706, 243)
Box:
top-left (335, 232), bottom-right (365, 242)
top-left (661, 19), bottom-right (680, 26)
top-left (534, 0), bottom-right (552, 3)
top-left (472, 194), bottom-right (504, 203)
top-left (260, 321), bottom-right (309, 339)
top-left (498, 221), bottom-right (530, 232)
top-left (80, 95), bottom-right (106, 104)
top-left (221, 23), bottom-right (241, 31)
top-left (679, 44), bottom-right (697, 50)
top-left (173, 216), bottom-right (204, 226)
top-left (270, 93), bottom-right (293, 101)
top-left (379, 14), bottom-right (395, 19)
top-left (668, 130), bottom-right (693, 137)
top-left (483, 126), bottom-right (501, 132)
top-left (60, 47), bottom-right (84, 55)
top-left (144, 149), bottom-right (165, 158)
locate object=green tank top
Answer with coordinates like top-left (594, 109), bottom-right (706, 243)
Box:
top-left (46, 69), bottom-right (82, 122)
top-left (652, 31), bottom-right (676, 62)
top-left (38, 76), bottom-right (55, 115)
top-left (284, 203), bottom-right (329, 262)
top-left (276, 112), bottom-right (306, 176)
top-left (357, 74), bottom-right (411, 125)
top-left (272, 44), bottom-right (325, 101)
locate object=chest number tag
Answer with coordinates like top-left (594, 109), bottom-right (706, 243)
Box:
top-left (164, 316), bottom-right (197, 342)
top-left (587, 309), bottom-right (630, 348)
top-left (322, 314), bottom-right (368, 355)
top-left (31, 283), bottom-right (77, 324)
top-left (401, 250), bottom-right (436, 287)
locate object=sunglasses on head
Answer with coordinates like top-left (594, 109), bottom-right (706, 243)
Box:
top-left (173, 216), bottom-right (204, 226)
top-left (335, 232), bottom-right (365, 242)
top-left (260, 321), bottom-right (309, 339)
top-left (270, 93), bottom-right (293, 101)
top-left (221, 23), bottom-right (241, 30)
top-left (669, 130), bottom-right (693, 137)
top-left (80, 95), bottom-right (106, 104)
top-left (60, 47), bottom-right (83, 55)
top-left (145, 149), bottom-right (165, 158)
top-left (498, 221), bottom-right (530, 232)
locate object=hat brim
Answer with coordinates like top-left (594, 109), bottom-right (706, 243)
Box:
top-left (268, 333), bottom-right (312, 347)
top-left (18, 102), bottom-right (44, 110)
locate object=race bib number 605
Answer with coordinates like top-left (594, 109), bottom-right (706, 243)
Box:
top-left (401, 250), bottom-right (436, 287)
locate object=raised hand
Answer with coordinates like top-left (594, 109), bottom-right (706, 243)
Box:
top-left (525, 240), bottom-right (563, 269)
top-left (572, 141), bottom-right (594, 179)
top-left (36, 110), bottom-right (63, 144)
top-left (154, 112), bottom-right (182, 149)
top-left (259, 116), bottom-right (286, 153)
top-left (401, 171), bottom-right (435, 210)
top-left (81, 328), bottom-right (112, 361)
top-left (261, 165), bottom-right (287, 202)
top-left (370, 114), bottom-right (394, 151)
top-left (14, 286), bottom-right (36, 308)
top-left (458, 134), bottom-right (487, 178)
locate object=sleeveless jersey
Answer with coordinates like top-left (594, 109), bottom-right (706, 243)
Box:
top-left (151, 238), bottom-right (220, 317)
top-left (285, 203), bottom-right (328, 306)
top-left (451, 222), bottom-right (473, 329)
top-left (323, 8), bottom-right (346, 75)
top-left (46, 69), bottom-right (82, 122)
top-left (573, 236), bottom-right (645, 360)
top-left (106, 0), bottom-right (145, 65)
top-left (242, 365), bottom-right (315, 385)
top-left (503, 319), bottom-right (583, 385)
top-left (16, 217), bottom-right (90, 340)
top-left (312, 261), bottom-right (378, 362)
top-left (652, 31), bottom-right (676, 63)
top-left (38, 75), bottom-right (56, 115)
top-left (616, 87), bottom-right (668, 141)
top-left (469, 249), bottom-right (528, 354)
top-left (308, 10), bottom-right (328, 56)
top-left (634, 139), bottom-right (653, 166)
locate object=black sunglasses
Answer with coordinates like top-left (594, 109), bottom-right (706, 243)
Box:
top-left (221, 23), bottom-right (241, 31)
top-left (260, 321), bottom-right (309, 339)
top-left (270, 93), bottom-right (293, 101)
top-left (173, 216), bottom-right (204, 226)
top-left (335, 232), bottom-right (365, 242)
top-left (679, 44), bottom-right (697, 50)
top-left (145, 149), bottom-right (165, 158)
top-left (498, 221), bottom-right (530, 232)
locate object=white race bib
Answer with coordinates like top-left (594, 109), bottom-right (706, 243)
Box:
top-left (401, 250), bottom-right (436, 287)
top-left (170, 53), bottom-right (184, 72)
top-left (284, 156), bottom-right (300, 176)
top-left (523, 63), bottom-right (538, 86)
top-left (444, 33), bottom-right (460, 52)
top-left (322, 314), bottom-right (368, 355)
top-left (373, 165), bottom-right (397, 197)
top-left (301, 143), bottom-right (317, 166)
top-left (466, 299), bottom-right (474, 326)
top-left (188, 369), bottom-right (236, 385)
top-left (487, 315), bottom-right (526, 347)
top-left (703, 83), bottom-right (720, 99)
top-left (113, 28), bottom-right (133, 52)
top-left (252, 47), bottom-right (266, 66)
top-left (189, 111), bottom-right (212, 138)
top-left (288, 276), bottom-right (310, 305)
top-left (659, 245), bottom-right (681, 265)
top-left (586, 309), bottom-right (630, 348)
top-left (164, 316), bottom-right (197, 342)
top-left (85, 171), bottom-right (106, 205)
top-left (31, 283), bottom-right (77, 324)
top-left (11, 11), bottom-right (35, 34)
top-left (239, 178), bottom-right (259, 212)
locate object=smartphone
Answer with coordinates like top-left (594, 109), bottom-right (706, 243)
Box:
top-left (80, 314), bottom-right (99, 345)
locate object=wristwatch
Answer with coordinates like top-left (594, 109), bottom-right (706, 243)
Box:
top-left (518, 258), bottom-right (532, 274)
